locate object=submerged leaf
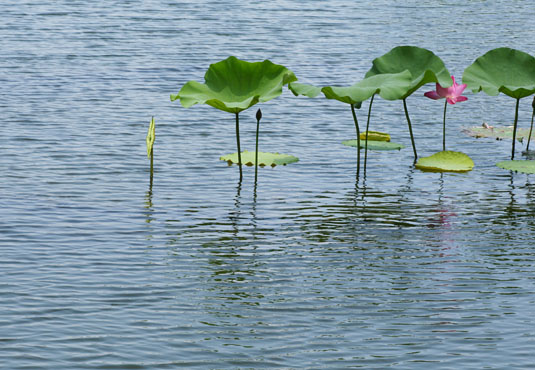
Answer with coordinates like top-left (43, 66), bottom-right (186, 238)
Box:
top-left (342, 139), bottom-right (404, 151)
top-left (496, 160), bottom-right (535, 174)
top-left (359, 131), bottom-right (390, 142)
top-left (463, 48), bottom-right (535, 99)
top-left (288, 82), bottom-right (322, 98)
top-left (146, 117), bottom-right (155, 158)
top-left (415, 151), bottom-right (474, 172)
top-left (463, 125), bottom-right (535, 142)
top-left (220, 150), bottom-right (299, 167)
top-left (365, 46), bottom-right (451, 98)
top-left (171, 56), bottom-right (297, 113)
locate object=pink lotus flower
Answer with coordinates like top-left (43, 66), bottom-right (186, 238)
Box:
top-left (424, 76), bottom-right (468, 104)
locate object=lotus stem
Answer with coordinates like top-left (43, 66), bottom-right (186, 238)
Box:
top-left (442, 99), bottom-right (448, 151)
top-left (255, 108), bottom-right (262, 183)
top-left (150, 146), bottom-right (154, 189)
top-left (511, 98), bottom-right (520, 160)
top-left (351, 104), bottom-right (361, 178)
top-left (235, 112), bottom-right (243, 181)
top-left (403, 98), bottom-right (417, 160)
top-left (527, 97), bottom-right (535, 153)
top-left (364, 94), bottom-right (375, 173)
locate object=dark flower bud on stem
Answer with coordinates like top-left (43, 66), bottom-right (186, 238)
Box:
top-left (256, 108), bottom-right (262, 121)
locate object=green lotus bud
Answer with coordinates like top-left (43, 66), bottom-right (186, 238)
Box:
top-left (256, 108), bottom-right (262, 121)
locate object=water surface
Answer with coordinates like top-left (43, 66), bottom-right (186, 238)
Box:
top-left (2, 1), bottom-right (535, 368)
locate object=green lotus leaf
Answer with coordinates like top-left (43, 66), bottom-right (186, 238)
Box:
top-left (342, 139), bottom-right (405, 151)
top-left (365, 46), bottom-right (451, 98)
top-left (321, 71), bottom-right (413, 105)
top-left (415, 151), bottom-right (474, 172)
top-left (288, 82), bottom-right (322, 98)
top-left (359, 130), bottom-right (390, 142)
top-left (171, 56), bottom-right (297, 113)
top-left (463, 48), bottom-right (535, 99)
top-left (146, 117), bottom-right (155, 158)
top-left (220, 150), bottom-right (299, 167)
top-left (496, 160), bottom-right (535, 174)
top-left (463, 125), bottom-right (535, 142)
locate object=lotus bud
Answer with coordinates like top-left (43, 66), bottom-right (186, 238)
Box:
top-left (256, 108), bottom-right (262, 121)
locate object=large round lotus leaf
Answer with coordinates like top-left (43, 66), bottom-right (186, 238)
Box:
top-left (365, 46), bottom-right (451, 98)
top-left (463, 48), bottom-right (535, 99)
top-left (496, 160), bottom-right (535, 174)
top-left (220, 150), bottom-right (299, 167)
top-left (415, 151), bottom-right (474, 172)
top-left (321, 71), bottom-right (413, 105)
top-left (342, 139), bottom-right (404, 151)
top-left (171, 56), bottom-right (297, 113)
top-left (359, 131), bottom-right (390, 142)
top-left (463, 125), bottom-right (535, 142)
top-left (288, 82), bottom-right (322, 98)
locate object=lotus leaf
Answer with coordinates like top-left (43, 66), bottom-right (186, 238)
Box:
top-left (220, 150), bottom-right (299, 167)
top-left (365, 46), bottom-right (452, 97)
top-left (342, 140), bottom-right (404, 151)
top-left (288, 82), bottom-right (322, 98)
top-left (415, 151), bottom-right (474, 172)
top-left (321, 71), bottom-right (413, 104)
top-left (171, 56), bottom-right (297, 113)
top-left (359, 131), bottom-right (390, 142)
top-left (463, 125), bottom-right (534, 142)
top-left (462, 48), bottom-right (535, 99)
top-left (496, 160), bottom-right (535, 174)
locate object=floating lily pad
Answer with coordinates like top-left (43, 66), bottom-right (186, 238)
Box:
top-left (359, 131), bottom-right (390, 142)
top-left (220, 150), bottom-right (299, 167)
top-left (496, 160), bottom-right (535, 174)
top-left (342, 139), bottom-right (404, 151)
top-left (415, 151), bottom-right (474, 172)
top-left (463, 125), bottom-right (534, 142)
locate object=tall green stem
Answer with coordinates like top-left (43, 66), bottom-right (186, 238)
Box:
top-left (527, 98), bottom-right (535, 152)
top-left (235, 112), bottom-right (243, 181)
top-left (511, 98), bottom-right (520, 160)
top-left (442, 99), bottom-right (448, 152)
top-left (255, 109), bottom-right (262, 183)
top-left (364, 94), bottom-right (375, 173)
top-left (403, 98), bottom-right (417, 160)
top-left (351, 104), bottom-right (361, 178)
top-left (150, 147), bottom-right (154, 189)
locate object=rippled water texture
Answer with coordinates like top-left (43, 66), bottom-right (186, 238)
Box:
top-left (2, 1), bottom-right (535, 368)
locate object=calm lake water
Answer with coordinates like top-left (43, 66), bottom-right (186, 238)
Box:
top-left (2, 0), bottom-right (535, 368)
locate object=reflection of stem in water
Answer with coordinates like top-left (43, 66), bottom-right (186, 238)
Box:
top-left (506, 173), bottom-right (516, 219)
top-left (364, 94), bottom-right (375, 174)
top-left (144, 187), bottom-right (154, 240)
top-left (438, 172), bottom-right (444, 203)
top-left (350, 104), bottom-right (361, 179)
top-left (229, 180), bottom-right (242, 238)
